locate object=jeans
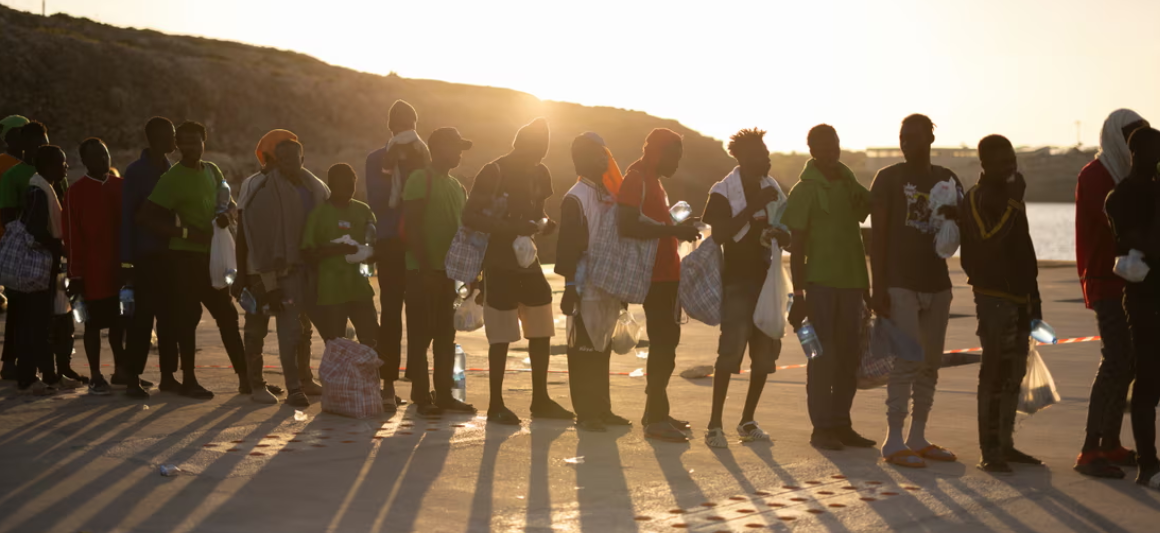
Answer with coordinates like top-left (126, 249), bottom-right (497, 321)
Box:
top-left (1084, 298), bottom-right (1134, 442)
top-left (317, 299), bottom-right (379, 346)
top-left (404, 270), bottom-right (456, 403)
top-left (377, 238), bottom-right (406, 382)
top-left (1125, 287), bottom-right (1160, 470)
top-left (243, 310), bottom-right (314, 387)
top-left (805, 284), bottom-right (864, 431)
top-left (643, 281), bottom-right (680, 425)
top-left (126, 253), bottom-right (178, 377)
top-left (974, 292), bottom-right (1031, 460)
top-left (567, 314), bottom-right (612, 423)
top-left (10, 288), bottom-right (54, 387)
top-left (242, 269), bottom-right (311, 392)
top-left (885, 288), bottom-right (952, 426)
top-left (717, 279), bottom-right (780, 375)
top-left (167, 251), bottom-right (247, 377)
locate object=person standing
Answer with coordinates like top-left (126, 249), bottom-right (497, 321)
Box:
top-left (701, 128), bottom-right (787, 447)
top-left (400, 128), bottom-right (477, 415)
top-left (239, 139), bottom-right (329, 407)
top-left (63, 138), bottom-right (129, 396)
top-left (961, 134), bottom-right (1043, 473)
top-left (0, 118), bottom-right (29, 380)
top-left (1106, 126), bottom-right (1160, 490)
top-left (784, 124), bottom-right (877, 451)
top-left (462, 118), bottom-right (571, 425)
top-left (869, 114), bottom-right (963, 467)
top-left (1074, 109), bottom-right (1148, 478)
top-left (556, 132), bottom-right (633, 432)
top-left (366, 100), bottom-right (430, 407)
top-left (616, 128), bottom-right (701, 442)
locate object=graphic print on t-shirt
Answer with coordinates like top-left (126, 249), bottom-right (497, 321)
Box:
top-left (903, 182), bottom-right (936, 234)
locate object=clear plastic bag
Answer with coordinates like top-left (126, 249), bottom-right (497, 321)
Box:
top-left (753, 250), bottom-right (791, 339)
top-left (935, 220), bottom-right (960, 258)
top-left (210, 225), bottom-right (237, 289)
top-left (611, 309), bottom-right (642, 355)
top-left (1114, 249), bottom-right (1150, 282)
top-left (1018, 338), bottom-right (1061, 415)
top-left (513, 236), bottom-right (537, 269)
top-left (453, 289), bottom-right (485, 332)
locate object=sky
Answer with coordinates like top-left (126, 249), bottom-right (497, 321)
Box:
top-left (13, 0), bottom-right (1160, 151)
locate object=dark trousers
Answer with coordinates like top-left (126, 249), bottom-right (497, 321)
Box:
top-left (1085, 298), bottom-right (1134, 442)
top-left (377, 238), bottom-right (406, 382)
top-left (974, 293), bottom-right (1031, 460)
top-left (1, 294), bottom-right (14, 368)
top-left (10, 288), bottom-right (54, 387)
top-left (127, 253), bottom-right (178, 376)
top-left (1125, 287), bottom-right (1160, 469)
top-left (168, 251), bottom-right (247, 376)
top-left (404, 270), bottom-right (456, 403)
top-left (643, 281), bottom-right (680, 425)
top-left (50, 313), bottom-right (75, 374)
top-left (805, 284), bottom-right (864, 431)
top-left (567, 314), bottom-right (613, 423)
top-left (244, 310), bottom-right (315, 387)
top-left (317, 298), bottom-right (380, 346)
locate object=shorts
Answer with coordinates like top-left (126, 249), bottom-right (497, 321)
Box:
top-left (716, 279), bottom-right (781, 374)
top-left (483, 268), bottom-right (554, 344)
top-left (85, 297), bottom-right (122, 329)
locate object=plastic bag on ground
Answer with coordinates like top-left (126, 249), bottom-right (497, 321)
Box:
top-left (678, 237), bottom-right (723, 326)
top-left (1018, 338), bottom-right (1061, 415)
top-left (935, 220), bottom-right (960, 258)
top-left (320, 338), bottom-right (384, 419)
top-left (1114, 249), bottom-right (1150, 282)
top-left (753, 249), bottom-right (791, 339)
top-left (611, 309), bottom-right (642, 355)
top-left (209, 225), bottom-right (237, 290)
top-left (513, 235), bottom-right (537, 269)
top-left (454, 289), bottom-right (485, 332)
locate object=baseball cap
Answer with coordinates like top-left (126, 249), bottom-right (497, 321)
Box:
top-left (428, 127), bottom-right (473, 151)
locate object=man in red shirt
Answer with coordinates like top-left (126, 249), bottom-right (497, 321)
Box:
top-left (617, 128), bottom-right (702, 442)
top-left (1074, 109), bottom-right (1148, 478)
top-left (63, 138), bottom-right (128, 396)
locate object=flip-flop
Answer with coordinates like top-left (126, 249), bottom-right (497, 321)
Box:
top-left (917, 444), bottom-right (958, 462)
top-left (884, 449), bottom-right (927, 468)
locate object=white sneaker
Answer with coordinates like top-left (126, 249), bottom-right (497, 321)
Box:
top-left (705, 428), bottom-right (729, 448)
top-left (738, 421), bottom-right (771, 443)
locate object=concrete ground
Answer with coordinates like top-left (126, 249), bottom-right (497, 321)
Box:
top-left (1, 259), bottom-right (1159, 532)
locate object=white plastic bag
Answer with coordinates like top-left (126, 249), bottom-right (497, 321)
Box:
top-left (513, 236), bottom-right (537, 268)
top-left (611, 309), bottom-right (642, 355)
top-left (1018, 338), bottom-right (1061, 415)
top-left (454, 290), bottom-right (484, 332)
top-left (210, 225), bottom-right (237, 290)
top-left (928, 177), bottom-right (962, 259)
top-left (753, 250), bottom-right (791, 339)
top-left (935, 220), bottom-right (960, 258)
top-left (1114, 249), bottom-right (1150, 282)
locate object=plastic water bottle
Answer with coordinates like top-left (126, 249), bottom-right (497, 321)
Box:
top-left (1030, 319), bottom-right (1058, 345)
top-left (360, 222), bottom-right (377, 278)
top-left (224, 268), bottom-right (237, 287)
top-left (71, 296), bottom-right (88, 324)
top-left (215, 179), bottom-right (231, 216)
top-left (452, 344), bottom-right (467, 402)
top-left (797, 319), bottom-right (823, 360)
top-left (239, 288), bottom-right (260, 315)
top-left (669, 201), bottom-right (692, 224)
top-left (119, 286), bottom-right (135, 317)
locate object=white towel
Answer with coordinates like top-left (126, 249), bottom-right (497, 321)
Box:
top-left (708, 166), bottom-right (786, 242)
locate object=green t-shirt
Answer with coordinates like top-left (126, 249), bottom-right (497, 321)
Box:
top-left (781, 162), bottom-right (871, 289)
top-left (301, 200), bottom-right (377, 306)
top-left (147, 161), bottom-right (223, 253)
top-left (403, 169), bottom-right (467, 271)
top-left (0, 162), bottom-right (36, 211)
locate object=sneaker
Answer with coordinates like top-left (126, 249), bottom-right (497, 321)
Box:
top-left (60, 368), bottom-right (90, 384)
top-left (577, 419), bottom-right (608, 432)
top-left (179, 383), bottom-right (214, 400)
top-left (125, 385), bottom-right (150, 399)
top-left (737, 421), bottom-right (771, 443)
top-left (251, 387), bottom-right (278, 404)
top-left (159, 373), bottom-right (182, 392)
top-left (1003, 447), bottom-right (1043, 465)
top-left (88, 377), bottom-right (112, 396)
top-left (834, 427), bottom-right (876, 448)
top-left (18, 380), bottom-right (50, 395)
top-left (487, 406), bottom-right (521, 425)
top-left (600, 412), bottom-right (632, 427)
top-left (1104, 446), bottom-right (1138, 468)
top-left (810, 429), bottom-right (844, 451)
top-left (1137, 466), bottom-right (1160, 489)
top-left (531, 399), bottom-right (575, 420)
top-left (436, 397), bottom-right (478, 413)
top-left (139, 378), bottom-right (154, 389)
top-left (57, 376), bottom-right (83, 390)
top-left (382, 391), bottom-right (398, 411)
top-left (286, 390), bottom-right (310, 407)
top-left (978, 459), bottom-right (1014, 473)
top-left (417, 403), bottom-right (444, 419)
top-left (705, 427), bottom-right (729, 448)
top-left (299, 380), bottom-right (324, 396)
top-left (1074, 452), bottom-right (1125, 479)
top-left (645, 422), bottom-right (689, 443)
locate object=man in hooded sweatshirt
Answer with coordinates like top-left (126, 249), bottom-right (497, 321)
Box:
top-left (616, 128), bottom-right (702, 442)
top-left (366, 100), bottom-right (430, 407)
top-left (462, 117), bottom-right (572, 424)
top-left (239, 139), bottom-right (330, 407)
top-left (784, 124), bottom-right (876, 451)
top-left (1074, 109), bottom-right (1149, 478)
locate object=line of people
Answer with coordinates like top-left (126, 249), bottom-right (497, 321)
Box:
top-left (1, 104), bottom-right (1158, 488)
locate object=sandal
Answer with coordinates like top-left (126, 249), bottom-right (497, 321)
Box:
top-left (737, 421), bottom-right (771, 443)
top-left (705, 428), bottom-right (729, 448)
top-left (916, 444), bottom-right (957, 462)
top-left (884, 449), bottom-right (927, 468)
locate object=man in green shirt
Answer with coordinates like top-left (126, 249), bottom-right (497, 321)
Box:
top-left (0, 121), bottom-right (49, 225)
top-left (403, 127), bottom-right (475, 416)
top-left (783, 124), bottom-right (876, 451)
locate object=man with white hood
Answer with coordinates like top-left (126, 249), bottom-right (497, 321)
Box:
top-left (700, 128), bottom-right (788, 448)
top-left (1074, 109), bottom-right (1149, 478)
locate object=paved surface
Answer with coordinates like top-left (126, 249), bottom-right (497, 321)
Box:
top-left (1, 259), bottom-right (1159, 532)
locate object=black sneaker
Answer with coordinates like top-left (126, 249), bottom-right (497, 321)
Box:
top-left (180, 383), bottom-right (214, 400)
top-left (417, 403), bottom-right (444, 419)
top-left (601, 412), bottom-right (632, 426)
top-left (286, 390), bottom-right (310, 407)
top-left (487, 406), bottom-right (522, 425)
top-left (1003, 447), bottom-right (1043, 465)
top-left (810, 429), bottom-right (844, 451)
top-left (125, 385), bottom-right (150, 399)
top-left (435, 397), bottom-right (477, 413)
top-left (530, 399), bottom-right (575, 420)
top-left (577, 419), bottom-right (608, 432)
top-left (88, 376), bottom-right (112, 396)
top-left (834, 427), bottom-right (876, 448)
top-left (159, 374), bottom-right (182, 392)
top-left (978, 459), bottom-right (1013, 473)
top-left (645, 422), bottom-right (689, 442)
